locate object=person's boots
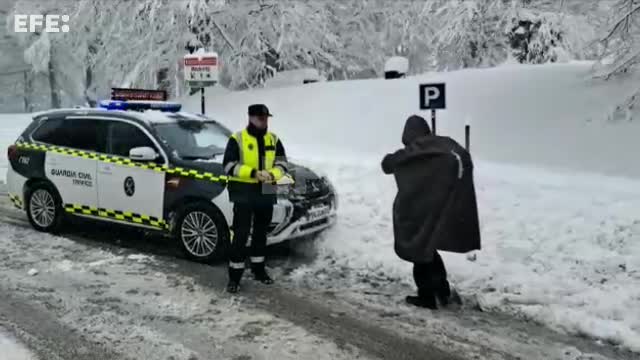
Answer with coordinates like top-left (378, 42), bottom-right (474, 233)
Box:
top-left (227, 267), bottom-right (244, 293)
top-left (251, 262), bottom-right (274, 285)
top-left (406, 288), bottom-right (437, 309)
top-left (435, 280), bottom-right (462, 307)
top-left (435, 279), bottom-right (452, 307)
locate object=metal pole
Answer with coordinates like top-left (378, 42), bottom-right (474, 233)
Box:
top-left (431, 109), bottom-right (436, 135)
top-left (23, 71), bottom-right (28, 112)
top-left (465, 125), bottom-right (470, 152)
top-left (201, 87), bottom-right (205, 114)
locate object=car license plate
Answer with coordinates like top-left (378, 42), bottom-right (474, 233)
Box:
top-left (271, 205), bottom-right (286, 223)
top-left (307, 205), bottom-right (330, 221)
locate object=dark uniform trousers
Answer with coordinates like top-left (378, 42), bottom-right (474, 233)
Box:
top-left (228, 200), bottom-right (273, 282)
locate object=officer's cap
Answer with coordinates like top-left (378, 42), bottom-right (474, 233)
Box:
top-left (248, 104), bottom-right (273, 117)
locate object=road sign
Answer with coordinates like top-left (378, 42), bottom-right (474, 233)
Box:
top-left (183, 51), bottom-right (219, 88)
top-left (419, 83), bottom-right (446, 110)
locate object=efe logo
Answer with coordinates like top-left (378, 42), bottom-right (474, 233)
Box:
top-left (14, 15), bottom-right (70, 33)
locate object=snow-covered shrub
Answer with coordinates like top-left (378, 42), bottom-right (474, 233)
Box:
top-left (384, 56), bottom-right (409, 79)
top-left (508, 17), bottom-right (563, 63)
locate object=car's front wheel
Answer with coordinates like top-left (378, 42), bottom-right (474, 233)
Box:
top-left (25, 182), bottom-right (64, 233)
top-left (173, 202), bottom-right (229, 263)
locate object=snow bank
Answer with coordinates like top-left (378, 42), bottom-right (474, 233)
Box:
top-left (0, 329), bottom-right (36, 360)
top-left (184, 62), bottom-right (640, 179)
top-left (263, 69), bottom-right (325, 89)
top-left (184, 63), bottom-right (640, 351)
top-left (289, 155), bottom-right (640, 352)
top-left (0, 114), bottom-right (32, 182)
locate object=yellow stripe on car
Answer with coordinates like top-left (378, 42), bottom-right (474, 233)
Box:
top-left (63, 203), bottom-right (168, 230)
top-left (8, 193), bottom-right (23, 209)
top-left (13, 141), bottom-right (281, 185)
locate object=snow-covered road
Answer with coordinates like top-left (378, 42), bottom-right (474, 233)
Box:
top-left (0, 329), bottom-right (36, 360)
top-left (0, 196), bottom-right (633, 360)
top-left (287, 154), bottom-right (640, 353)
top-left (0, 217), bottom-right (372, 360)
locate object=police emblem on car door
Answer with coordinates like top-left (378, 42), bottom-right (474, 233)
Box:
top-left (124, 176), bottom-right (135, 196)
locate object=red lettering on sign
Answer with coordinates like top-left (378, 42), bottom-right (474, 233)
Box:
top-left (111, 88), bottom-right (167, 101)
top-left (184, 57), bottom-right (217, 66)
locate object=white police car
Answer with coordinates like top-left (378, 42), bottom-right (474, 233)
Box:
top-left (6, 89), bottom-right (337, 262)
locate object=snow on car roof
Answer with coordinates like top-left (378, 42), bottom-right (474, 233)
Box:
top-left (30, 107), bottom-right (211, 126)
top-left (136, 110), bottom-right (210, 124)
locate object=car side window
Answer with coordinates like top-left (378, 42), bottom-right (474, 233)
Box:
top-left (107, 121), bottom-right (159, 157)
top-left (32, 118), bottom-right (102, 152)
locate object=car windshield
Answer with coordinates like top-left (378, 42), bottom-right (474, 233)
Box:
top-left (153, 119), bottom-right (231, 160)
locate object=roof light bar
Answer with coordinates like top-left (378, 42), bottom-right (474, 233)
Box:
top-left (98, 100), bottom-right (182, 112)
top-left (111, 88), bottom-right (167, 101)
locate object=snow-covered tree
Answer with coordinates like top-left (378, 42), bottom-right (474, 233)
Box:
top-left (430, 0), bottom-right (511, 70)
top-left (8, 0), bottom-right (80, 107)
top-left (598, 0), bottom-right (640, 78)
top-left (3, 0), bottom-right (609, 110)
top-left (505, 0), bottom-right (604, 64)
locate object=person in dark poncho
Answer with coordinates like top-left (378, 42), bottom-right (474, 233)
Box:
top-left (381, 115), bottom-right (481, 309)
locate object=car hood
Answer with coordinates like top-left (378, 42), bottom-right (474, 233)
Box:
top-left (171, 158), bottom-right (322, 182)
top-left (287, 161), bottom-right (322, 182)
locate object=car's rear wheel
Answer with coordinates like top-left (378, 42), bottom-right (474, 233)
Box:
top-left (25, 182), bottom-right (64, 233)
top-left (173, 202), bottom-right (229, 263)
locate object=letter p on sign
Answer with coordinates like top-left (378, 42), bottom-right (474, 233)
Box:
top-left (419, 83), bottom-right (446, 110)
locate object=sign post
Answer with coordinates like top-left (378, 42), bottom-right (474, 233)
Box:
top-left (419, 83), bottom-right (446, 134)
top-left (183, 50), bottom-right (219, 115)
top-left (465, 124), bottom-right (470, 151)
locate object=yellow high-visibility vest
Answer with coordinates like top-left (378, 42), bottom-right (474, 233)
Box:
top-left (230, 129), bottom-right (284, 183)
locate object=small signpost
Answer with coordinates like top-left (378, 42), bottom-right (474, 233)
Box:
top-left (419, 82), bottom-right (470, 151)
top-left (183, 50), bottom-right (219, 115)
top-left (419, 83), bottom-right (445, 135)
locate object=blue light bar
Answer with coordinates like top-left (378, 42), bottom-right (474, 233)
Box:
top-left (98, 100), bottom-right (182, 112)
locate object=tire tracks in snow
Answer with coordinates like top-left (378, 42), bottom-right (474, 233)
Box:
top-left (0, 290), bottom-right (120, 360)
top-left (0, 193), bottom-right (633, 360)
top-left (0, 196), bottom-right (465, 360)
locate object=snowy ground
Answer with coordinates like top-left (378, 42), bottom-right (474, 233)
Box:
top-left (0, 328), bottom-right (36, 360)
top-left (286, 155), bottom-right (640, 352)
top-left (187, 62), bottom-right (640, 353)
top-left (0, 220), bottom-right (372, 360)
top-left (0, 201), bottom-right (631, 360)
top-left (0, 62), bottom-right (639, 354)
top-left (0, 113), bottom-right (30, 181)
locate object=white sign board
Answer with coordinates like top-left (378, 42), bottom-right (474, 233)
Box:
top-left (183, 51), bottom-right (219, 88)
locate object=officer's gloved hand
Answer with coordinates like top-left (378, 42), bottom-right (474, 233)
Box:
top-left (256, 170), bottom-right (273, 183)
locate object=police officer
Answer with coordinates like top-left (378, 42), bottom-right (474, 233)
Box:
top-left (222, 104), bottom-right (288, 293)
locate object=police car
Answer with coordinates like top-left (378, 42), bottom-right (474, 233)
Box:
top-left (6, 89), bottom-right (337, 262)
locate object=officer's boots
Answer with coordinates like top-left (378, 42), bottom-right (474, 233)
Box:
top-left (251, 262), bottom-right (274, 285)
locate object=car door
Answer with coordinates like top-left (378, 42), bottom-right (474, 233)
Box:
top-left (32, 117), bottom-right (101, 210)
top-left (97, 119), bottom-right (166, 227)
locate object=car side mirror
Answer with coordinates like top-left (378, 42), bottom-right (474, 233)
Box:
top-left (129, 146), bottom-right (158, 161)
